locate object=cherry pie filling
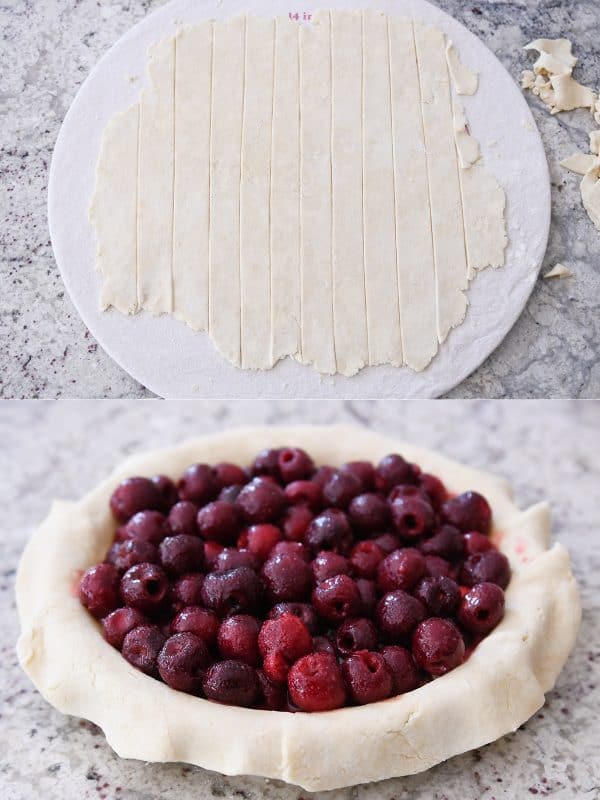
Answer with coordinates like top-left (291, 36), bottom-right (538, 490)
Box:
top-left (79, 448), bottom-right (509, 711)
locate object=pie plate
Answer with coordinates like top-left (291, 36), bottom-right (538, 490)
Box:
top-left (16, 426), bottom-right (579, 790)
top-left (47, 0), bottom-right (551, 398)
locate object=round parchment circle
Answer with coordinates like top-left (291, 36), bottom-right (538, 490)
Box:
top-left (48, 0), bottom-right (550, 399)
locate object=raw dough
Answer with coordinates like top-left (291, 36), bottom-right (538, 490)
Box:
top-left (91, 11), bottom-right (507, 376)
top-left (522, 37), bottom-right (600, 232)
top-left (522, 39), bottom-right (595, 114)
top-left (445, 42), bottom-right (478, 95)
top-left (16, 426), bottom-right (580, 791)
top-left (543, 263), bottom-right (572, 279)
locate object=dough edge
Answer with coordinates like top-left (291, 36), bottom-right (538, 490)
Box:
top-left (16, 425), bottom-right (580, 791)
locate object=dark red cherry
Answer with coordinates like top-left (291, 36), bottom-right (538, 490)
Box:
top-left (281, 505), bottom-right (314, 542)
top-left (123, 510), bottom-right (169, 546)
top-left (202, 660), bottom-right (259, 707)
top-left (171, 606), bottom-right (220, 646)
top-left (322, 470), bottom-right (363, 509)
top-left (157, 632), bottom-right (211, 693)
top-left (213, 547), bottom-right (259, 573)
top-left (102, 607), bottom-right (148, 649)
top-left (178, 464), bottom-right (219, 505)
top-left (268, 602), bottom-right (319, 635)
top-left (418, 473), bottom-right (448, 510)
top-left (377, 548), bottom-right (426, 593)
top-left (312, 575), bottom-right (362, 624)
top-left (412, 618), bottom-right (466, 676)
top-left (442, 491), bottom-right (492, 535)
top-left (120, 563), bottom-right (169, 613)
top-left (390, 494), bottom-right (434, 539)
top-left (214, 462), bottom-right (247, 487)
top-left (167, 501), bottom-right (199, 537)
top-left (458, 582), bottom-right (505, 634)
top-left (381, 645), bottom-right (421, 694)
top-left (311, 551), bottom-right (352, 584)
top-left (197, 501), bottom-right (242, 545)
top-left (348, 493), bottom-right (390, 534)
top-left (251, 448), bottom-right (282, 480)
top-left (414, 576), bottom-right (460, 617)
top-left (460, 551), bottom-right (510, 589)
top-left (284, 480), bottom-right (322, 511)
top-left (236, 478), bottom-right (287, 524)
top-left (335, 617), bottom-right (378, 657)
top-left (106, 539), bottom-right (159, 574)
top-left (288, 653), bottom-right (346, 712)
top-left (420, 525), bottom-right (464, 560)
top-left (110, 477), bottom-right (163, 523)
top-left (463, 531), bottom-right (494, 555)
top-left (375, 454), bottom-right (418, 492)
top-left (258, 613), bottom-right (313, 683)
top-left (201, 567), bottom-right (261, 616)
top-left (350, 540), bottom-right (384, 579)
top-left (151, 475), bottom-right (179, 512)
top-left (278, 447), bottom-right (315, 483)
top-left (122, 624), bottom-right (166, 675)
top-left (243, 524), bottom-right (282, 561)
top-left (376, 590), bottom-right (426, 639)
top-left (342, 650), bottom-right (393, 705)
top-left (79, 564), bottom-right (120, 619)
top-left (261, 553), bottom-right (313, 603)
top-left (217, 614), bottom-right (261, 666)
top-left (171, 573), bottom-right (205, 612)
top-left (340, 461), bottom-right (376, 492)
top-left (304, 509), bottom-right (353, 554)
top-left (159, 535), bottom-right (205, 576)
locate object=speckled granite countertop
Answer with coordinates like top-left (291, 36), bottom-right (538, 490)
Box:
top-left (2, 399), bottom-right (599, 798)
top-left (1, 0), bottom-right (600, 398)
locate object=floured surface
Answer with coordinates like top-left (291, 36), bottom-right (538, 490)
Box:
top-left (90, 9), bottom-right (507, 376)
top-left (48, 0), bottom-right (550, 398)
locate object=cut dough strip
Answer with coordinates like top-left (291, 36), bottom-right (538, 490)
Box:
top-left (172, 23), bottom-right (212, 330)
top-left (208, 16), bottom-right (244, 366)
top-left (137, 37), bottom-right (175, 315)
top-left (91, 11), bottom-right (507, 376)
top-left (414, 21), bottom-right (468, 343)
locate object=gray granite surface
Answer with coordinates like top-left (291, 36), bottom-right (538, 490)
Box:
top-left (1, 399), bottom-right (599, 798)
top-left (1, 0), bottom-right (599, 398)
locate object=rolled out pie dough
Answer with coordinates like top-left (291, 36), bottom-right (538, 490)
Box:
top-left (16, 426), bottom-right (580, 791)
top-left (90, 10), bottom-right (507, 376)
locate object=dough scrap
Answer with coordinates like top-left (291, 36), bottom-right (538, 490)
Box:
top-left (559, 153), bottom-right (599, 176)
top-left (522, 37), bottom-right (600, 232)
top-left (16, 426), bottom-right (581, 791)
top-left (445, 41), bottom-right (478, 95)
top-left (543, 263), bottom-right (572, 279)
top-left (91, 11), bottom-right (507, 376)
top-left (581, 164), bottom-right (600, 230)
top-left (522, 38), bottom-right (595, 114)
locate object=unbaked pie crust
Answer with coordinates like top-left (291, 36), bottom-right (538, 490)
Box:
top-left (16, 426), bottom-right (580, 790)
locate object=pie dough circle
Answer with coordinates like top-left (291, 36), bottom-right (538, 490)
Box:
top-left (16, 426), bottom-right (580, 791)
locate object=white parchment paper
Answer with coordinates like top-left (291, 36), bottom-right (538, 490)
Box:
top-left (48, 0), bottom-right (551, 398)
